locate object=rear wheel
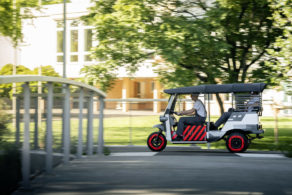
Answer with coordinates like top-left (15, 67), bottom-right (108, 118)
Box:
top-left (226, 132), bottom-right (248, 153)
top-left (147, 132), bottom-right (167, 152)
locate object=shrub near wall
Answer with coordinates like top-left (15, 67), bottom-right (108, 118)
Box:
top-left (0, 100), bottom-right (11, 139)
top-left (0, 100), bottom-right (21, 194)
top-left (0, 143), bottom-right (21, 195)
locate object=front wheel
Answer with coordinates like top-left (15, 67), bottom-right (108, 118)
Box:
top-left (147, 132), bottom-right (167, 152)
top-left (226, 132), bottom-right (248, 153)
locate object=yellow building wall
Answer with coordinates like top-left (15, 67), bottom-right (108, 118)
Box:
top-left (105, 79), bottom-right (123, 109)
top-left (104, 77), bottom-right (165, 111)
top-left (102, 78), bottom-right (233, 115)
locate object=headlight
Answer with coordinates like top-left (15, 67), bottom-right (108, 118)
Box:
top-left (160, 116), bottom-right (168, 122)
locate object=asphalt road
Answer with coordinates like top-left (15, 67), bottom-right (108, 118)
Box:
top-left (14, 146), bottom-right (292, 195)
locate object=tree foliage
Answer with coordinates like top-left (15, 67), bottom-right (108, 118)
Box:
top-left (80, 64), bottom-right (117, 92)
top-left (0, 0), bottom-right (66, 46)
top-left (283, 80), bottom-right (292, 96)
top-left (0, 64), bottom-right (60, 98)
top-left (0, 64), bottom-right (31, 98)
top-left (267, 0), bottom-right (292, 72)
top-left (0, 0), bottom-right (38, 46)
top-left (0, 99), bottom-right (12, 141)
top-left (84, 0), bottom-right (290, 112)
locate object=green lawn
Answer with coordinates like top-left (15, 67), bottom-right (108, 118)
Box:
top-left (3, 116), bottom-right (292, 152)
top-left (3, 115), bottom-right (161, 150)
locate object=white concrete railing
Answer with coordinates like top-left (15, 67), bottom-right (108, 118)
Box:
top-left (0, 75), bottom-right (106, 97)
top-left (0, 75), bottom-right (106, 190)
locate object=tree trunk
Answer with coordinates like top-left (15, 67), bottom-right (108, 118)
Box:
top-left (215, 93), bottom-right (225, 115)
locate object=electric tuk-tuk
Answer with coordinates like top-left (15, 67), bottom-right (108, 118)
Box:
top-left (147, 83), bottom-right (266, 153)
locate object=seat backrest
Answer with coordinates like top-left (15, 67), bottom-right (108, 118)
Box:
top-left (214, 110), bottom-right (233, 128)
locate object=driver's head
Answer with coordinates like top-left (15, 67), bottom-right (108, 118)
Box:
top-left (191, 93), bottom-right (199, 101)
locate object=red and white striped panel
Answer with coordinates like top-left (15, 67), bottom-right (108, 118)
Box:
top-left (183, 125), bottom-right (206, 141)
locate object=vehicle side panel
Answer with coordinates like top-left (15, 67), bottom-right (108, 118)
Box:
top-left (207, 131), bottom-right (226, 142)
top-left (165, 114), bottom-right (172, 141)
top-left (221, 112), bottom-right (259, 132)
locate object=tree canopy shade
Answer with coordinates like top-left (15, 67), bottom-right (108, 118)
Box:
top-left (164, 83), bottom-right (267, 95)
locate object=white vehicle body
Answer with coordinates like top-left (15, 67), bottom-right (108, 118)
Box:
top-left (147, 83), bottom-right (266, 152)
top-left (222, 112), bottom-right (259, 132)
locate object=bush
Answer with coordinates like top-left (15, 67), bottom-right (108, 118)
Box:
top-left (0, 142), bottom-right (21, 195)
top-left (0, 100), bottom-right (12, 141)
top-left (0, 100), bottom-right (21, 194)
top-left (103, 147), bottom-right (111, 156)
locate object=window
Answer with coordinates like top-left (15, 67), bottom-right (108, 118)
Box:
top-left (84, 29), bottom-right (92, 51)
top-left (56, 20), bottom-right (94, 64)
top-left (70, 30), bottom-right (78, 62)
top-left (70, 55), bottom-right (78, 62)
top-left (57, 56), bottom-right (63, 62)
top-left (57, 31), bottom-right (63, 52)
top-left (84, 29), bottom-right (93, 61)
top-left (84, 55), bottom-right (92, 62)
top-left (57, 21), bottom-right (63, 28)
top-left (57, 31), bottom-right (63, 62)
top-left (70, 30), bottom-right (78, 52)
top-left (134, 82), bottom-right (141, 98)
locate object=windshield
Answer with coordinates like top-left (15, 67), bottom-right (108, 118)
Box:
top-left (164, 94), bottom-right (177, 115)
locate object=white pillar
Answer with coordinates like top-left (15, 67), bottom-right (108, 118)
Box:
top-left (87, 92), bottom-right (94, 156)
top-left (122, 78), bottom-right (130, 112)
top-left (122, 89), bottom-right (127, 112)
top-left (15, 96), bottom-right (20, 146)
top-left (46, 82), bottom-right (53, 173)
top-left (63, 84), bottom-right (71, 164)
top-left (98, 97), bottom-right (104, 155)
top-left (77, 88), bottom-right (84, 158)
top-left (153, 89), bottom-right (158, 113)
top-left (153, 80), bottom-right (161, 113)
top-left (34, 97), bottom-right (39, 150)
top-left (22, 83), bottom-right (31, 189)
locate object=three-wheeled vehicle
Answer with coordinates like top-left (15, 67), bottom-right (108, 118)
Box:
top-left (147, 83), bottom-right (266, 153)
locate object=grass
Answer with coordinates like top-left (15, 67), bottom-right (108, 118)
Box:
top-left (2, 116), bottom-right (292, 153)
top-left (3, 115), bottom-right (161, 151)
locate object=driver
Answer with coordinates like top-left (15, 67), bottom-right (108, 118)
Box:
top-left (174, 93), bottom-right (206, 141)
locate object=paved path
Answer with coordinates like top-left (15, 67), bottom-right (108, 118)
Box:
top-left (14, 146), bottom-right (292, 195)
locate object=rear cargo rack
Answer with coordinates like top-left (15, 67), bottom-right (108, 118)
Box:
top-left (234, 93), bottom-right (262, 116)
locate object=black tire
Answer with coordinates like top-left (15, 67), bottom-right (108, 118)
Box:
top-left (147, 132), bottom-right (167, 152)
top-left (226, 132), bottom-right (248, 153)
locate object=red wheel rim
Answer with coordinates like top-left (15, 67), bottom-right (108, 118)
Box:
top-left (228, 135), bottom-right (245, 152)
top-left (148, 134), bottom-right (165, 150)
